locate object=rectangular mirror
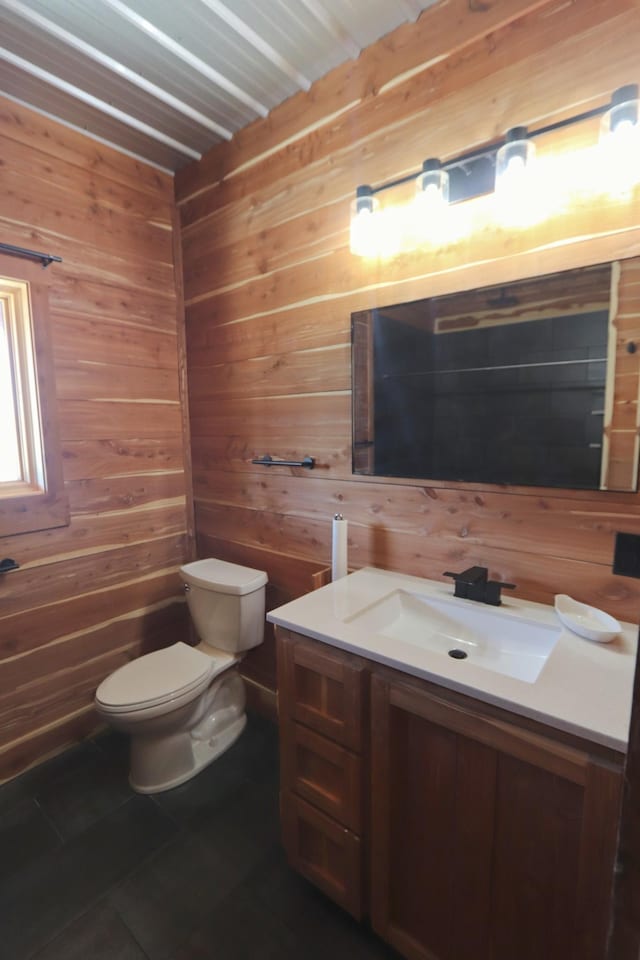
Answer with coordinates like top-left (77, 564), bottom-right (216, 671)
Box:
top-left (352, 260), bottom-right (640, 491)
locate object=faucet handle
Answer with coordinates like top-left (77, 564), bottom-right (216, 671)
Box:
top-left (443, 566), bottom-right (487, 584)
top-left (484, 578), bottom-right (517, 606)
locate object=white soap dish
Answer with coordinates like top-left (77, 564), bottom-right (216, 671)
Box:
top-left (554, 594), bottom-right (621, 643)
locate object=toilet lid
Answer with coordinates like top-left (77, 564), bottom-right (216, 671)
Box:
top-left (180, 558), bottom-right (267, 595)
top-left (96, 642), bottom-right (215, 711)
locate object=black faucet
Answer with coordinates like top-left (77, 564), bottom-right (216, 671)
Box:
top-left (443, 566), bottom-right (516, 606)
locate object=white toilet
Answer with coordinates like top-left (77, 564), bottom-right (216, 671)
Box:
top-left (95, 558), bottom-right (268, 794)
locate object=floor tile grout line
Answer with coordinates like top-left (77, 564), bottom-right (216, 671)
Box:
top-left (20, 815), bottom-right (182, 960)
top-left (110, 902), bottom-right (155, 960)
top-left (32, 797), bottom-right (66, 845)
top-left (98, 801), bottom-right (183, 894)
top-left (23, 893), bottom-right (107, 960)
top-left (23, 892), bottom-right (155, 960)
top-left (147, 791), bottom-right (185, 831)
top-left (113, 888), bottom-right (193, 960)
top-left (35, 788), bottom-right (147, 845)
top-left (15, 800), bottom-right (181, 960)
top-left (0, 745), bottom-right (99, 820)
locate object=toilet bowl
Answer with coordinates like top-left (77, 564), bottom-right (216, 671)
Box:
top-left (95, 558), bottom-right (268, 794)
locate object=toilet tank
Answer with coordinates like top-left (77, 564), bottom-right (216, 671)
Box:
top-left (180, 558), bottom-right (268, 653)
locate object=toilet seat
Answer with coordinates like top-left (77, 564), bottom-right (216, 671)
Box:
top-left (96, 642), bottom-right (232, 715)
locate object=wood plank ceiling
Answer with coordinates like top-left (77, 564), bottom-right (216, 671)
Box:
top-left (0, 0), bottom-right (439, 172)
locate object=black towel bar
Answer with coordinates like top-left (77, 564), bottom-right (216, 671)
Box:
top-left (251, 455), bottom-right (315, 469)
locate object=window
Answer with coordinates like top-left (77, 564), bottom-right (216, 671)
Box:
top-left (0, 254), bottom-right (68, 537)
top-left (1, 277), bottom-right (46, 493)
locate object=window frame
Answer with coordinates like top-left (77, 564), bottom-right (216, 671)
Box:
top-left (0, 253), bottom-right (69, 538)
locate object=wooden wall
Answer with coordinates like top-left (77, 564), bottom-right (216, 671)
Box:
top-left (0, 98), bottom-right (192, 781)
top-left (175, 0), bottom-right (640, 699)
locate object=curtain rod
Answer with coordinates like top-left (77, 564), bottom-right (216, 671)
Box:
top-left (0, 242), bottom-right (62, 268)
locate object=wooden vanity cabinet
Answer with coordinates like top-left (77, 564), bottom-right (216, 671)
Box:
top-left (277, 628), bottom-right (368, 918)
top-left (276, 629), bottom-right (624, 959)
top-left (370, 670), bottom-right (624, 960)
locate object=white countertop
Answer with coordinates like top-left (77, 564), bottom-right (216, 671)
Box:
top-left (267, 566), bottom-right (638, 753)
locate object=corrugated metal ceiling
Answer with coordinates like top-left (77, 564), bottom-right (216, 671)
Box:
top-left (0, 0), bottom-right (439, 173)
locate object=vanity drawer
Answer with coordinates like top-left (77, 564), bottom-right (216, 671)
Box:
top-left (278, 630), bottom-right (366, 752)
top-left (281, 791), bottom-right (363, 919)
top-left (281, 721), bottom-right (363, 833)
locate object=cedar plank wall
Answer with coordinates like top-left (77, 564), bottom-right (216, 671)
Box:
top-left (0, 98), bottom-right (192, 781)
top-left (176, 0), bottom-right (640, 701)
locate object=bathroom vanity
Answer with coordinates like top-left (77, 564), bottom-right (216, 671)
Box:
top-left (268, 568), bottom-right (637, 960)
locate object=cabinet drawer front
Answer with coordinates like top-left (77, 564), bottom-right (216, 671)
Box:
top-left (279, 632), bottom-right (365, 751)
top-left (281, 722), bottom-right (362, 833)
top-left (282, 792), bottom-right (363, 919)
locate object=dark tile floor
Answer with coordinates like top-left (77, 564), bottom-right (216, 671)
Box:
top-left (0, 715), bottom-right (399, 959)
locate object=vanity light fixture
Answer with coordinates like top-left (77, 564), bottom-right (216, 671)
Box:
top-left (350, 83), bottom-right (639, 257)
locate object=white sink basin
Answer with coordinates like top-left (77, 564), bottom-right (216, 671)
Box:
top-left (346, 589), bottom-right (560, 683)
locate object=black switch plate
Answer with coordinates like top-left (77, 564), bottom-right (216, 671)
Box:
top-left (613, 532), bottom-right (640, 579)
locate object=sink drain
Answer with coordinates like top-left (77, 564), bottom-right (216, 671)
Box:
top-left (448, 649), bottom-right (468, 660)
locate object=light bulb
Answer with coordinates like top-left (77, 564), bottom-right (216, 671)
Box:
top-left (376, 205), bottom-right (406, 257)
top-left (503, 153), bottom-right (526, 178)
top-left (422, 182), bottom-right (441, 202)
top-left (350, 185), bottom-right (381, 257)
top-left (412, 158), bottom-right (450, 244)
top-left (494, 127), bottom-right (537, 227)
top-left (600, 85), bottom-right (640, 197)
